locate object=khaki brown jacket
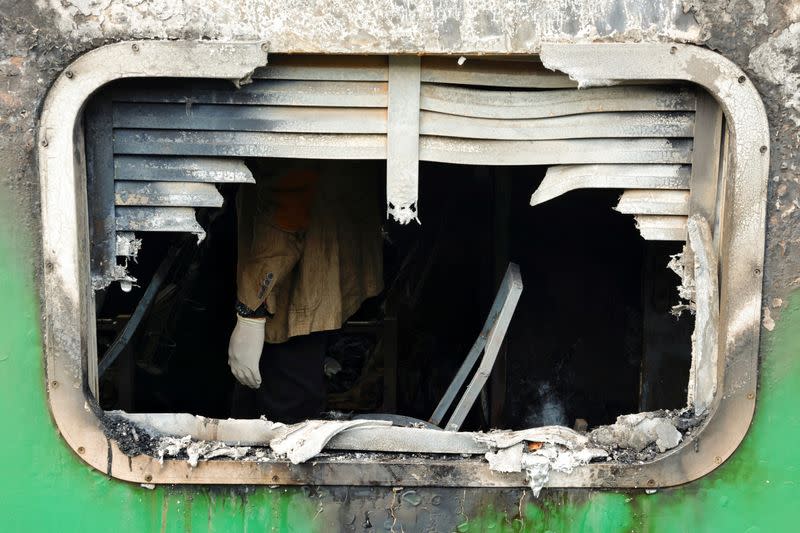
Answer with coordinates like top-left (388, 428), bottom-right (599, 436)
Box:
top-left (236, 159), bottom-right (384, 344)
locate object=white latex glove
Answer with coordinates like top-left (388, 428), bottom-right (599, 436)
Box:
top-left (228, 315), bottom-right (266, 389)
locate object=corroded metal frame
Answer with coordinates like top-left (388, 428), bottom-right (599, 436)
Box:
top-left (37, 41), bottom-right (768, 488)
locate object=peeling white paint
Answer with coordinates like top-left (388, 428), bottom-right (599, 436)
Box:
top-left (762, 306), bottom-right (775, 331)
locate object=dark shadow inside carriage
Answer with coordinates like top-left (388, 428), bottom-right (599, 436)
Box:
top-left (95, 159), bottom-right (693, 432)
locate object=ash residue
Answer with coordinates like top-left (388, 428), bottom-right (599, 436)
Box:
top-left (100, 412), bottom-right (161, 457)
top-left (98, 406), bottom-right (704, 472)
top-left (591, 408), bottom-right (705, 463)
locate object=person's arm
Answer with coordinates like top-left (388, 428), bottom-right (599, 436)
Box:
top-left (228, 165), bottom-right (320, 389)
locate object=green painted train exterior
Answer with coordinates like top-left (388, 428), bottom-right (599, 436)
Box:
top-left (3, 234), bottom-right (799, 530)
top-left (2, 1), bottom-right (799, 531)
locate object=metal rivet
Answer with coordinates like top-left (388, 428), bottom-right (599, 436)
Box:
top-left (41, 138), bottom-right (48, 147)
top-left (144, 474), bottom-right (153, 482)
top-left (747, 392), bottom-right (755, 399)
top-left (760, 145), bottom-right (768, 154)
top-left (77, 446), bottom-right (86, 454)
top-left (754, 267), bottom-right (761, 275)
top-left (647, 479), bottom-right (655, 486)
top-left (737, 75), bottom-right (746, 84)
top-left (131, 43), bottom-right (140, 52)
top-left (272, 475), bottom-right (279, 482)
top-left (261, 42), bottom-right (270, 52)
top-left (670, 46), bottom-right (677, 55)
top-left (51, 380), bottom-right (58, 388)
top-left (65, 70), bottom-right (74, 79)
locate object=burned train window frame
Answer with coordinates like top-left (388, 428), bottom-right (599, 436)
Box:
top-left (37, 41), bottom-right (769, 489)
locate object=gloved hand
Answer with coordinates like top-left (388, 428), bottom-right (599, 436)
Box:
top-left (228, 314), bottom-right (266, 389)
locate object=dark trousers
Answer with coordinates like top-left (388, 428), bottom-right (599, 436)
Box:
top-left (231, 331), bottom-right (328, 423)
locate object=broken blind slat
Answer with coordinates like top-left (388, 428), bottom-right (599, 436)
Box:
top-left (529, 164), bottom-right (691, 206)
top-left (113, 130), bottom-right (387, 159)
top-left (614, 190), bottom-right (690, 216)
top-left (634, 215), bottom-right (688, 241)
top-left (112, 80), bottom-right (389, 108)
top-left (115, 181), bottom-right (224, 208)
top-left (419, 84), bottom-right (697, 119)
top-left (114, 156), bottom-right (255, 183)
top-left (113, 103), bottom-right (388, 134)
top-left (420, 57), bottom-right (576, 88)
top-left (251, 55), bottom-right (389, 82)
top-left (420, 138), bottom-right (693, 166)
top-left (386, 56), bottom-right (421, 225)
top-left (116, 206), bottom-right (204, 233)
top-left (419, 111), bottom-right (695, 140)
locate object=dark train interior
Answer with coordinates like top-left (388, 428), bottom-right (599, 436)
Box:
top-left (96, 160), bottom-right (693, 432)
